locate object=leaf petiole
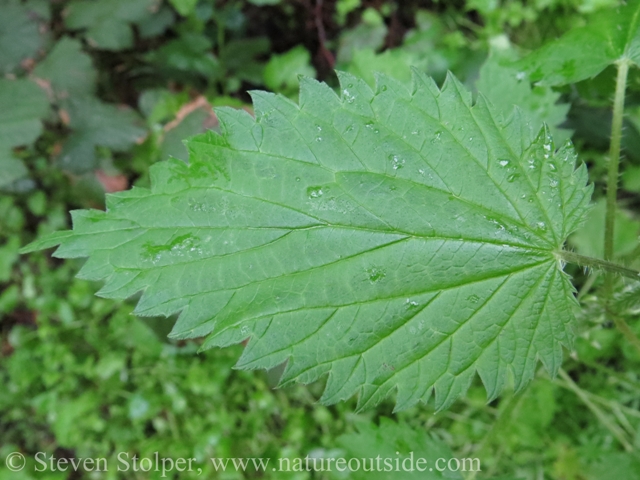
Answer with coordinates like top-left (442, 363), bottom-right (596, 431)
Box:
top-left (558, 250), bottom-right (640, 354)
top-left (556, 250), bottom-right (640, 281)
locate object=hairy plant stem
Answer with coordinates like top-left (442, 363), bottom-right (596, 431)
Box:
top-left (604, 60), bottom-right (630, 298)
top-left (558, 250), bottom-right (640, 354)
top-left (557, 250), bottom-right (640, 280)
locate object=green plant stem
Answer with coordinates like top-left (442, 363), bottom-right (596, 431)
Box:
top-left (557, 250), bottom-right (640, 280)
top-left (579, 358), bottom-right (640, 392)
top-left (612, 315), bottom-right (640, 354)
top-left (604, 60), bottom-right (630, 297)
top-left (577, 270), bottom-right (598, 300)
top-left (558, 369), bottom-right (633, 452)
top-left (558, 250), bottom-right (640, 353)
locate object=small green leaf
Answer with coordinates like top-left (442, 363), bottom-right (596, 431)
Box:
top-left (477, 49), bottom-right (571, 143)
top-left (33, 37), bottom-right (97, 97)
top-left (336, 0), bottom-right (362, 25)
top-left (334, 418), bottom-right (464, 479)
top-left (57, 97), bottom-right (147, 173)
top-left (0, 78), bottom-right (49, 187)
top-left (345, 48), bottom-right (415, 87)
top-left (137, 5), bottom-right (175, 38)
top-left (145, 33), bottom-right (219, 78)
top-left (519, 0), bottom-right (640, 85)
top-left (220, 37), bottom-right (270, 86)
top-left (0, 156), bottom-right (29, 189)
top-left (168, 0), bottom-right (198, 16)
top-left (0, 79), bottom-right (49, 150)
top-left (335, 419), bottom-right (527, 479)
top-left (264, 46), bottom-right (316, 96)
top-left (23, 71), bottom-right (592, 411)
top-left (622, 164), bottom-right (640, 192)
top-left (585, 453), bottom-right (640, 480)
top-left (65, 0), bottom-right (159, 50)
top-left (570, 198), bottom-right (640, 259)
top-left (336, 19), bottom-right (387, 64)
top-left (0, 0), bottom-right (49, 75)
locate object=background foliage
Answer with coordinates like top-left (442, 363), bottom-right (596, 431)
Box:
top-left (2, 0), bottom-right (640, 479)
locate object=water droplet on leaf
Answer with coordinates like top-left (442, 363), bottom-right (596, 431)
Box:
top-left (405, 299), bottom-right (419, 309)
top-left (366, 267), bottom-right (386, 284)
top-left (307, 186), bottom-right (324, 198)
top-left (389, 154), bottom-right (405, 170)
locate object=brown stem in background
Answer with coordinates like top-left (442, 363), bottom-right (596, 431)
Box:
top-left (314, 0), bottom-right (335, 69)
top-left (386, 5), bottom-right (403, 49)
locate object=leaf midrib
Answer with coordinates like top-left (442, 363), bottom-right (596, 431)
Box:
top-left (110, 171), bottom-right (555, 249)
top-left (190, 255), bottom-right (553, 336)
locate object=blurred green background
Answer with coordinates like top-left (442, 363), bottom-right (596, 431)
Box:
top-left (2, 0), bottom-right (640, 479)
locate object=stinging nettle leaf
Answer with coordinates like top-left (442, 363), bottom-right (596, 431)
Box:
top-left (519, 0), bottom-right (640, 85)
top-left (22, 71), bottom-right (593, 411)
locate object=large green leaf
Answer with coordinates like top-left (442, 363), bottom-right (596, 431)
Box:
top-left (22, 71), bottom-right (592, 410)
top-left (519, 0), bottom-right (640, 85)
